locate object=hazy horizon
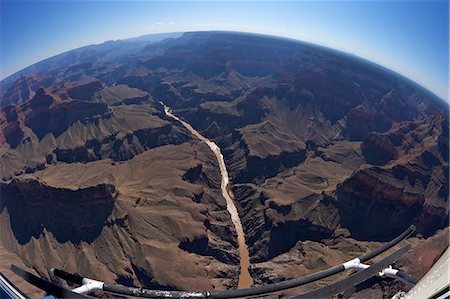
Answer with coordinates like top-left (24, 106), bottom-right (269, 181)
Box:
top-left (1, 1), bottom-right (448, 101)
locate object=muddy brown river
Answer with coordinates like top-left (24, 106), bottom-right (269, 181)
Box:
top-left (163, 104), bottom-right (253, 288)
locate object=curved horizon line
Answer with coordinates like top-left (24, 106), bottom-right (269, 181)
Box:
top-left (1, 30), bottom-right (447, 103)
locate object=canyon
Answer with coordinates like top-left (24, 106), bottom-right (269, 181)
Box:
top-left (163, 103), bottom-right (253, 288)
top-left (0, 31), bottom-right (448, 298)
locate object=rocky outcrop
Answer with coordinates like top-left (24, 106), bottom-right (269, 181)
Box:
top-left (361, 114), bottom-right (448, 165)
top-left (344, 106), bottom-right (393, 140)
top-left (54, 124), bottom-right (190, 163)
top-left (235, 150), bottom-right (306, 183)
top-left (0, 75), bottom-right (56, 107)
top-left (361, 133), bottom-right (399, 165)
top-left (179, 234), bottom-right (238, 265)
top-left (28, 88), bottom-right (59, 109)
top-left (0, 179), bottom-right (117, 244)
top-left (338, 116), bottom-right (449, 240)
top-left (67, 80), bottom-right (103, 101)
top-left (182, 164), bottom-right (219, 190)
top-left (336, 169), bottom-right (426, 240)
top-left (3, 121), bottom-right (24, 148)
top-left (25, 100), bottom-right (109, 140)
top-left (232, 182), bottom-right (338, 263)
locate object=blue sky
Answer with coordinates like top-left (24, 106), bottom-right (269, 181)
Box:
top-left (1, 1), bottom-right (448, 101)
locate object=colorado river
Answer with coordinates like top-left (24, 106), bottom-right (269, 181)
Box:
top-left (163, 104), bottom-right (253, 288)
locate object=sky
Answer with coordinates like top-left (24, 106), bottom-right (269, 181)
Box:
top-left (0, 1), bottom-right (448, 101)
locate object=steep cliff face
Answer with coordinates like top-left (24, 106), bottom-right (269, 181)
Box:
top-left (338, 114), bottom-right (449, 240)
top-left (1, 180), bottom-right (117, 244)
top-left (67, 80), bottom-right (104, 101)
top-left (337, 169), bottom-right (426, 240)
top-left (231, 156), bottom-right (347, 264)
top-left (0, 75), bottom-right (56, 107)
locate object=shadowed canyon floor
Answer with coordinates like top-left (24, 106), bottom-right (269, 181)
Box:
top-left (0, 31), bottom-right (448, 298)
